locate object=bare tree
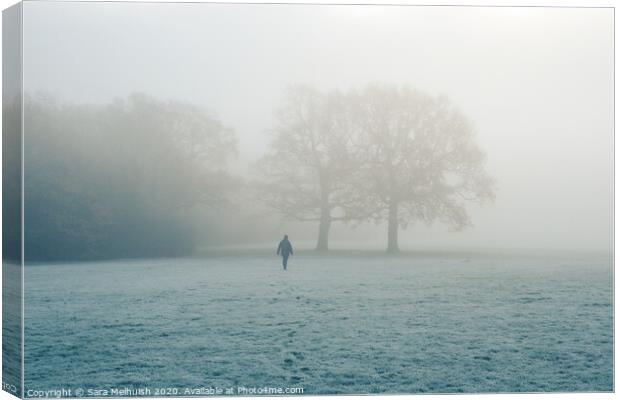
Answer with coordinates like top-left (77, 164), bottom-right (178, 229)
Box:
top-left (257, 86), bottom-right (362, 251)
top-left (351, 85), bottom-right (495, 253)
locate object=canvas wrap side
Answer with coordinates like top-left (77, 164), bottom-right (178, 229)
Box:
top-left (3, 2), bottom-right (24, 398)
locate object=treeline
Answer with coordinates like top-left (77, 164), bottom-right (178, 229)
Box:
top-left (24, 94), bottom-right (238, 261)
top-left (22, 85), bottom-right (494, 261)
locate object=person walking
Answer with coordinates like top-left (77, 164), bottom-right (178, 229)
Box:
top-left (277, 234), bottom-right (294, 270)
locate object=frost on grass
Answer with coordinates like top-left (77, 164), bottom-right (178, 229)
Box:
top-left (24, 253), bottom-right (612, 394)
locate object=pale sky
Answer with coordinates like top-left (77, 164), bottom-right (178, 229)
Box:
top-left (22, 2), bottom-right (614, 252)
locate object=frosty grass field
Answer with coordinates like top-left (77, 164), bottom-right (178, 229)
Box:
top-left (23, 251), bottom-right (612, 394)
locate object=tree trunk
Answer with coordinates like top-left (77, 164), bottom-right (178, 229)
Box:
top-left (316, 170), bottom-right (331, 252)
top-left (386, 199), bottom-right (399, 253)
top-left (315, 211), bottom-right (331, 252)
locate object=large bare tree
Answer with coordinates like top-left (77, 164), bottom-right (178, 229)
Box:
top-left (257, 86), bottom-right (363, 251)
top-left (351, 85), bottom-right (495, 253)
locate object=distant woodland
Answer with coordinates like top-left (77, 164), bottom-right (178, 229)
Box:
top-left (19, 86), bottom-right (494, 261)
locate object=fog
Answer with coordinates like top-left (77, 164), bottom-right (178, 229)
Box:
top-left (21, 3), bottom-right (613, 258)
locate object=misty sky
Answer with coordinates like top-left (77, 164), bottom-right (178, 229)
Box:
top-left (22, 2), bottom-right (613, 252)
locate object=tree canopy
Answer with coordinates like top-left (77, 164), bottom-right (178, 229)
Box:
top-left (258, 84), bottom-right (495, 252)
top-left (351, 85), bottom-right (495, 252)
top-left (24, 94), bottom-right (237, 260)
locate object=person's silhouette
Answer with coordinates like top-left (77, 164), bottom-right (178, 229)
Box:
top-left (277, 234), bottom-right (294, 270)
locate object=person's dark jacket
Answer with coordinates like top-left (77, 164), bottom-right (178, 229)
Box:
top-left (277, 239), bottom-right (293, 256)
